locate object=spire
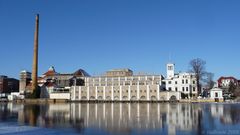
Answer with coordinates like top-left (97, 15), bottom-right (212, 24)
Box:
top-left (31, 14), bottom-right (39, 93)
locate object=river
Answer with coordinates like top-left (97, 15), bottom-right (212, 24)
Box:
top-left (0, 103), bottom-right (240, 135)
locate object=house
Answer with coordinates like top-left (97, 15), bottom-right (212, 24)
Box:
top-left (210, 86), bottom-right (223, 101)
top-left (163, 63), bottom-right (198, 99)
top-left (218, 76), bottom-right (238, 88)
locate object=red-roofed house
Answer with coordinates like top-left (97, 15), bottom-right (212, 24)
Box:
top-left (42, 66), bottom-right (58, 77)
top-left (218, 76), bottom-right (238, 88)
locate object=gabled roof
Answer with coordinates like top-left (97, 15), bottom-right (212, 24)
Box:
top-left (218, 76), bottom-right (238, 81)
top-left (211, 87), bottom-right (223, 91)
top-left (43, 66), bottom-right (58, 76)
top-left (42, 66), bottom-right (90, 77)
top-left (73, 69), bottom-right (90, 77)
top-left (43, 70), bottom-right (57, 76)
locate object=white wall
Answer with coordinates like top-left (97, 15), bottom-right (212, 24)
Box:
top-left (50, 93), bottom-right (70, 100)
top-left (210, 90), bottom-right (223, 99)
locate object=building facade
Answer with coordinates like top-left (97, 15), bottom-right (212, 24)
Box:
top-left (210, 87), bottom-right (223, 101)
top-left (217, 76), bottom-right (238, 88)
top-left (19, 70), bottom-right (32, 94)
top-left (19, 66), bottom-right (89, 98)
top-left (39, 66), bottom-right (88, 99)
top-left (0, 75), bottom-right (19, 94)
top-left (163, 63), bottom-right (198, 98)
top-left (71, 69), bottom-right (180, 101)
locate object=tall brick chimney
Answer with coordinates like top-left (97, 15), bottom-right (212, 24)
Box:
top-left (31, 14), bottom-right (39, 93)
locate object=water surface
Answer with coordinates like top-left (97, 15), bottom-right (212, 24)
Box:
top-left (0, 102), bottom-right (240, 135)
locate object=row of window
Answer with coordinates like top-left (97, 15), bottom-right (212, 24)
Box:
top-left (87, 77), bottom-right (161, 82)
top-left (75, 89), bottom-right (157, 93)
top-left (87, 82), bottom-right (159, 86)
top-left (168, 87), bottom-right (196, 92)
top-left (168, 80), bottom-right (196, 85)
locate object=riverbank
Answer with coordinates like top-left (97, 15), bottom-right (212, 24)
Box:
top-left (5, 98), bottom-right (228, 104)
top-left (180, 98), bottom-right (224, 103)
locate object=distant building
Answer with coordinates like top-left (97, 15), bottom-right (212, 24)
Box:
top-left (0, 75), bottom-right (19, 94)
top-left (217, 76), bottom-right (238, 88)
top-left (163, 63), bottom-right (198, 98)
top-left (0, 76), bottom-right (7, 93)
top-left (19, 66), bottom-right (90, 98)
top-left (210, 86), bottom-right (223, 101)
top-left (71, 68), bottom-right (180, 101)
top-left (19, 70), bottom-right (31, 94)
top-left (39, 66), bottom-right (89, 99)
top-left (105, 69), bottom-right (133, 77)
top-left (41, 66), bottom-right (89, 87)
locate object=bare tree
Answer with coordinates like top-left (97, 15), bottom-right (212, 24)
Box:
top-left (228, 81), bottom-right (237, 95)
top-left (204, 72), bottom-right (215, 90)
top-left (189, 58), bottom-right (206, 96)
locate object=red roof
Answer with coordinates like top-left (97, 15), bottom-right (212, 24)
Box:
top-left (43, 70), bottom-right (56, 76)
top-left (218, 76), bottom-right (238, 87)
top-left (218, 76), bottom-right (237, 82)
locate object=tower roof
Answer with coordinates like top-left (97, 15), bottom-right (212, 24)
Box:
top-left (43, 66), bottom-right (58, 76)
top-left (73, 69), bottom-right (90, 77)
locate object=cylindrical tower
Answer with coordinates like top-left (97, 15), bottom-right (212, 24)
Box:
top-left (31, 14), bottom-right (39, 93)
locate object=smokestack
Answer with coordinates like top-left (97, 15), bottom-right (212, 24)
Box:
top-left (31, 14), bottom-right (39, 93)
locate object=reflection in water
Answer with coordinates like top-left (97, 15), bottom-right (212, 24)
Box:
top-left (0, 103), bottom-right (240, 135)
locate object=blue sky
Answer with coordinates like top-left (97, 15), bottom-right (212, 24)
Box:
top-left (0, 0), bottom-right (240, 80)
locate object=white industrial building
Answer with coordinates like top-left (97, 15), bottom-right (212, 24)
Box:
top-left (163, 63), bottom-right (198, 98)
top-left (71, 69), bottom-right (180, 102)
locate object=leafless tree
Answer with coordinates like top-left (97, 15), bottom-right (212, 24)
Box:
top-left (204, 72), bottom-right (215, 90)
top-left (189, 58), bottom-right (206, 95)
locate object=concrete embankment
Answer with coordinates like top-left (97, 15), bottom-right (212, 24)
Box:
top-left (7, 98), bottom-right (225, 104)
top-left (14, 99), bottom-right (69, 104)
top-left (180, 99), bottom-right (224, 103)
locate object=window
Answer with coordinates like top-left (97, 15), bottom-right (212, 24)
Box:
top-left (175, 81), bottom-right (178, 84)
top-left (125, 82), bottom-right (130, 85)
top-left (215, 92), bottom-right (218, 97)
top-left (168, 66), bottom-right (173, 70)
top-left (186, 80), bottom-right (188, 84)
top-left (139, 82), bottom-right (144, 85)
top-left (132, 82), bottom-right (137, 85)
top-left (175, 87), bottom-right (178, 92)
top-left (168, 87), bottom-right (172, 91)
top-left (168, 81), bottom-right (172, 84)
top-left (182, 87), bottom-right (185, 91)
top-left (182, 80), bottom-right (184, 84)
top-left (186, 87), bottom-right (188, 91)
top-left (193, 87), bottom-right (196, 91)
top-left (120, 77), bottom-right (125, 81)
top-left (193, 81), bottom-right (196, 84)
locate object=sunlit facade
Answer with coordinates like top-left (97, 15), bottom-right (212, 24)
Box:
top-left (164, 63), bottom-right (198, 98)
